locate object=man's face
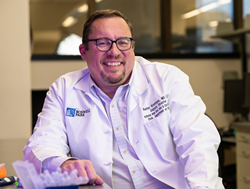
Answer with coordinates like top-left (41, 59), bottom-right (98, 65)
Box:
top-left (79, 17), bottom-right (135, 90)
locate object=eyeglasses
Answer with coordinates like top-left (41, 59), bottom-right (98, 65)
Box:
top-left (85, 37), bottom-right (133, 52)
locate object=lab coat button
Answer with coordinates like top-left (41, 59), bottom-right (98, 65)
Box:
top-left (103, 129), bottom-right (111, 134)
top-left (115, 127), bottom-right (120, 131)
top-left (132, 170), bottom-right (136, 174)
top-left (111, 104), bottom-right (115, 108)
top-left (123, 150), bottom-right (127, 154)
top-left (104, 161), bottom-right (112, 166)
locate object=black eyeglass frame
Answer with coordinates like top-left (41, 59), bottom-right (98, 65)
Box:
top-left (84, 37), bottom-right (133, 52)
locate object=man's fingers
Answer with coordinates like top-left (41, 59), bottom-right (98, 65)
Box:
top-left (83, 160), bottom-right (98, 184)
top-left (61, 161), bottom-right (74, 173)
top-left (61, 160), bottom-right (76, 171)
top-left (95, 175), bottom-right (104, 185)
top-left (74, 161), bottom-right (88, 179)
top-left (60, 159), bottom-right (103, 185)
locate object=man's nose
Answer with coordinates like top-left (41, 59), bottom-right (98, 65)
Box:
top-left (107, 42), bottom-right (120, 56)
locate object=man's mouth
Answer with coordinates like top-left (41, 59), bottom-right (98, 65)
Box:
top-left (104, 62), bottom-right (122, 66)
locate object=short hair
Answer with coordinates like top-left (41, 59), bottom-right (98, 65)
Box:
top-left (82, 9), bottom-right (133, 50)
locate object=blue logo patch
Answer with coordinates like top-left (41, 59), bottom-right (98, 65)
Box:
top-left (66, 108), bottom-right (76, 117)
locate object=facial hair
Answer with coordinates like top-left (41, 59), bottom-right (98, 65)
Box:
top-left (101, 70), bottom-right (126, 84)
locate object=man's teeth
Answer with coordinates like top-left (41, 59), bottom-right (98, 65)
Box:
top-left (106, 62), bottom-right (121, 66)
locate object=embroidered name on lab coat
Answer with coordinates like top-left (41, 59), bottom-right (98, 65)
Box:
top-left (142, 94), bottom-right (170, 121)
top-left (66, 108), bottom-right (90, 117)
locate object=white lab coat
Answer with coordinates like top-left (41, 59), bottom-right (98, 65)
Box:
top-left (24, 56), bottom-right (224, 189)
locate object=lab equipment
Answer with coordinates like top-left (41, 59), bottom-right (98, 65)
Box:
top-left (12, 160), bottom-right (88, 189)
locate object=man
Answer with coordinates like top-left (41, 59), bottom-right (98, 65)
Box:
top-left (24, 9), bottom-right (224, 189)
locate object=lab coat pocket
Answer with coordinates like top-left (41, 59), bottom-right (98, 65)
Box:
top-left (144, 112), bottom-right (178, 161)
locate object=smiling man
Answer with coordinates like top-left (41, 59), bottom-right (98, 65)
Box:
top-left (79, 15), bottom-right (135, 98)
top-left (24, 9), bottom-right (224, 189)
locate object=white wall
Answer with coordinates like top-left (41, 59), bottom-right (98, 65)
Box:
top-left (31, 61), bottom-right (87, 90)
top-left (0, 0), bottom-right (31, 139)
top-left (31, 58), bottom-right (241, 128)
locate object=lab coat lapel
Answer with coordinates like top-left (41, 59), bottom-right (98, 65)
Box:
top-left (127, 58), bottom-right (149, 123)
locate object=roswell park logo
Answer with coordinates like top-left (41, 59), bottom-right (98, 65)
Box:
top-left (66, 108), bottom-right (90, 117)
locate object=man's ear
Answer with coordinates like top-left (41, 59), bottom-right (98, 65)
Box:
top-left (79, 44), bottom-right (86, 60)
top-left (132, 41), bottom-right (135, 50)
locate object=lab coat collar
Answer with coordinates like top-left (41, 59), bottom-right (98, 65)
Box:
top-left (73, 69), bottom-right (106, 113)
top-left (73, 68), bottom-right (92, 94)
top-left (126, 56), bottom-right (150, 113)
top-left (132, 56), bottom-right (150, 95)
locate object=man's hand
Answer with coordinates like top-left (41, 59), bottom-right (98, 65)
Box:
top-left (60, 159), bottom-right (104, 185)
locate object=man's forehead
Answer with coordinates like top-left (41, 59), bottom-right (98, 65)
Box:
top-left (91, 16), bottom-right (126, 26)
top-left (89, 17), bottom-right (131, 36)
